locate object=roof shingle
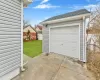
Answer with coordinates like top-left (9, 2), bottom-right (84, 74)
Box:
top-left (44, 9), bottom-right (90, 22)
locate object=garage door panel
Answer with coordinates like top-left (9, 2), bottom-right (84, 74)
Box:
top-left (50, 26), bottom-right (79, 59)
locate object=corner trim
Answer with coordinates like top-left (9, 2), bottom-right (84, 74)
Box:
top-left (21, 0), bottom-right (23, 69)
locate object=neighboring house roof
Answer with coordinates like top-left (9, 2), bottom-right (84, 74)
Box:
top-left (35, 25), bottom-right (43, 30)
top-left (23, 25), bottom-right (27, 29)
top-left (43, 9), bottom-right (90, 22)
top-left (23, 25), bottom-right (36, 33)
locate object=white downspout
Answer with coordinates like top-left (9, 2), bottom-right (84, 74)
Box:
top-left (20, 0), bottom-right (33, 71)
top-left (83, 16), bottom-right (87, 62)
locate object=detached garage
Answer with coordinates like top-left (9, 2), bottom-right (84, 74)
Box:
top-left (41, 9), bottom-right (90, 62)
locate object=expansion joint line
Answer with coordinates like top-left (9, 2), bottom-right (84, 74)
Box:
top-left (50, 56), bottom-right (66, 80)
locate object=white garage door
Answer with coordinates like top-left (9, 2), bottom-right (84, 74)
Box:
top-left (50, 25), bottom-right (80, 59)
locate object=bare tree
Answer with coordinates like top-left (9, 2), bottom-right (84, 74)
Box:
top-left (27, 30), bottom-right (31, 40)
top-left (86, 5), bottom-right (100, 80)
top-left (23, 20), bottom-right (30, 27)
top-left (87, 4), bottom-right (100, 52)
top-left (89, 5), bottom-right (100, 29)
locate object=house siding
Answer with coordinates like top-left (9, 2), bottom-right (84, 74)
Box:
top-left (43, 19), bottom-right (84, 61)
top-left (0, 0), bottom-right (21, 78)
top-left (23, 26), bottom-right (36, 33)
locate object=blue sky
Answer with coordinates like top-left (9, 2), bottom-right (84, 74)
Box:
top-left (24, 0), bottom-right (100, 26)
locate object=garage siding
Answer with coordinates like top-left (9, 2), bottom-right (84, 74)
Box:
top-left (80, 22), bottom-right (84, 61)
top-left (43, 19), bottom-right (84, 61)
top-left (42, 26), bottom-right (49, 53)
top-left (0, 0), bottom-right (21, 77)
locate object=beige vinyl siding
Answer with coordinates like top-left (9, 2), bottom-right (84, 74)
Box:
top-left (0, 0), bottom-right (21, 77)
top-left (24, 26), bottom-right (36, 33)
top-left (36, 27), bottom-right (41, 32)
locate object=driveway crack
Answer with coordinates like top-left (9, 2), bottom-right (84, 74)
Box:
top-left (50, 56), bottom-right (66, 80)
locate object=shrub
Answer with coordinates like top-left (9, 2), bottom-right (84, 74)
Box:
top-left (87, 51), bottom-right (100, 80)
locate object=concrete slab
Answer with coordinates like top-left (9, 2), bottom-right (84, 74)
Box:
top-left (53, 56), bottom-right (95, 80)
top-left (12, 53), bottom-right (95, 80)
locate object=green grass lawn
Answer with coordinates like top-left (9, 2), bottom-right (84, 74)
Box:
top-left (24, 40), bottom-right (42, 58)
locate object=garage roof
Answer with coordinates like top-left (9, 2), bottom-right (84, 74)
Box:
top-left (43, 9), bottom-right (90, 22)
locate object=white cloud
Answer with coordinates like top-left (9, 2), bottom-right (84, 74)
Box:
top-left (86, 0), bottom-right (98, 2)
top-left (84, 4), bottom-right (100, 11)
top-left (30, 20), bottom-right (42, 26)
top-left (40, 0), bottom-right (49, 4)
top-left (84, 4), bottom-right (97, 9)
top-left (69, 5), bottom-right (83, 10)
top-left (69, 4), bottom-right (99, 11)
top-left (44, 17), bottom-right (49, 19)
top-left (86, 0), bottom-right (100, 3)
top-left (86, 0), bottom-right (94, 2)
top-left (33, 0), bottom-right (60, 9)
top-left (33, 4), bottom-right (60, 9)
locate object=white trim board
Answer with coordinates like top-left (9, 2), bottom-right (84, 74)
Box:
top-left (82, 16), bottom-right (87, 62)
top-left (21, 0), bottom-right (23, 69)
top-left (41, 13), bottom-right (91, 24)
top-left (83, 16), bottom-right (87, 62)
top-left (49, 23), bottom-right (81, 61)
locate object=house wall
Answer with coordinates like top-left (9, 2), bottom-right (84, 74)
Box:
top-left (23, 32), bottom-right (36, 40)
top-left (23, 26), bottom-right (36, 40)
top-left (43, 19), bottom-right (84, 61)
top-left (0, 0), bottom-right (21, 79)
top-left (24, 26), bottom-right (36, 33)
top-left (38, 34), bottom-right (43, 40)
top-left (36, 27), bottom-right (41, 32)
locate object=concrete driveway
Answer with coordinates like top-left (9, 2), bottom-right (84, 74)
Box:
top-left (13, 53), bottom-right (95, 80)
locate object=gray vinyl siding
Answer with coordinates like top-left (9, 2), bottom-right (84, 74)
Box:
top-left (42, 26), bottom-right (49, 53)
top-left (43, 19), bottom-right (84, 61)
top-left (80, 22), bottom-right (84, 61)
top-left (0, 0), bottom-right (21, 77)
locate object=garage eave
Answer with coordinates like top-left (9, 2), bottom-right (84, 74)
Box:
top-left (23, 0), bottom-right (33, 7)
top-left (41, 13), bottom-right (91, 25)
